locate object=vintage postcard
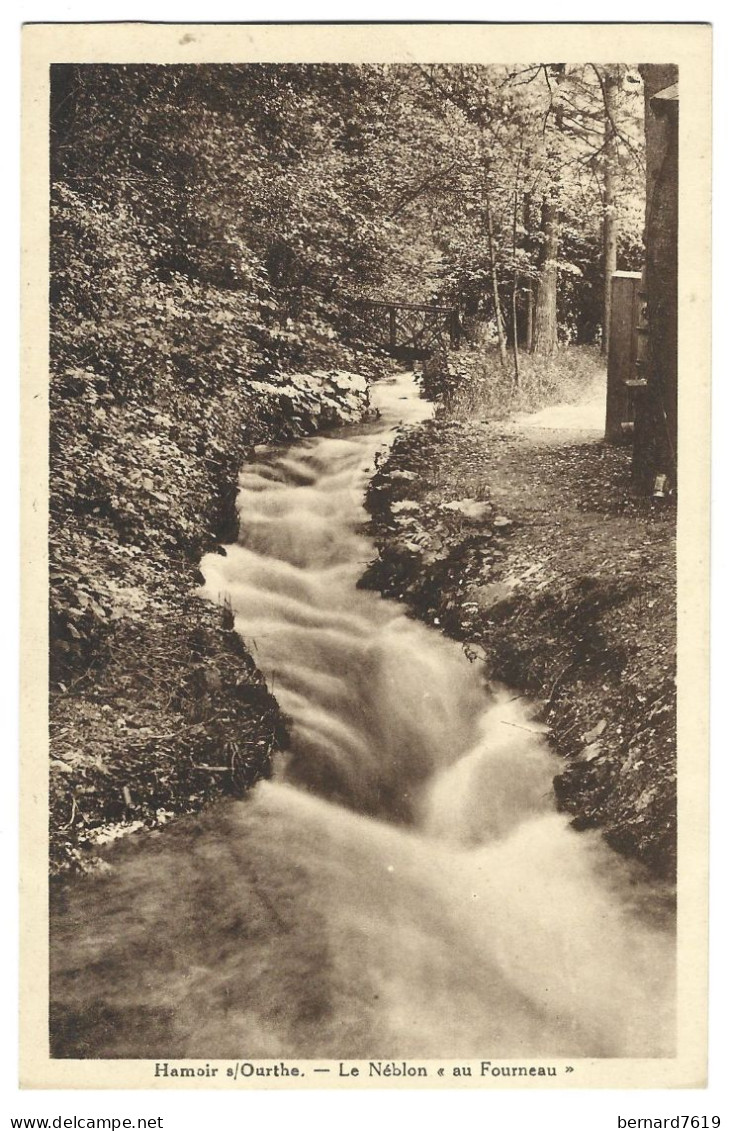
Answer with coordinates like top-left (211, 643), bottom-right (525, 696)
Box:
top-left (20, 23), bottom-right (711, 1090)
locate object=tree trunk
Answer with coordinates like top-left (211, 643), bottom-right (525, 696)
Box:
top-left (511, 160), bottom-right (522, 387)
top-left (531, 192), bottom-right (559, 357)
top-left (519, 192), bottom-right (534, 350)
top-left (601, 66), bottom-right (620, 355)
top-left (525, 284), bottom-right (535, 351)
top-left (511, 283), bottom-right (521, 387)
top-left (484, 183), bottom-right (508, 367)
top-left (632, 65), bottom-right (679, 491)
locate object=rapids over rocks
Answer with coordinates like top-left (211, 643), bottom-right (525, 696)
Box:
top-left (50, 372), bottom-right (675, 1061)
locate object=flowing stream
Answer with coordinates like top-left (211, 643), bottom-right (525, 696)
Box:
top-left (50, 372), bottom-right (675, 1061)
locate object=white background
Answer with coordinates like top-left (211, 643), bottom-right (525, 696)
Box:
top-left (3, 3), bottom-right (727, 1129)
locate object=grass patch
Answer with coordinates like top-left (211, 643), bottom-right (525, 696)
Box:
top-left (424, 344), bottom-right (606, 420)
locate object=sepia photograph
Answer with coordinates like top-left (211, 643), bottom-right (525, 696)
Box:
top-left (19, 22), bottom-right (711, 1090)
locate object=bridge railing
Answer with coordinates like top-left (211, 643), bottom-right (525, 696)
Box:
top-left (357, 299), bottom-right (460, 354)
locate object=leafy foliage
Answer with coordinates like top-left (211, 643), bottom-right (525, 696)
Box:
top-left (48, 62), bottom-right (648, 871)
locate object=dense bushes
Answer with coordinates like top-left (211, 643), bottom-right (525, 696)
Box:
top-left (49, 66), bottom-right (391, 683)
top-left (49, 358), bottom-right (373, 684)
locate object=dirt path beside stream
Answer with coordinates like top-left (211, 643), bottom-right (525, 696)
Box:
top-left (361, 388), bottom-right (677, 879)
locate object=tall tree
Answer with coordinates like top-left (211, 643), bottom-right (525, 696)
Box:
top-left (529, 64), bottom-right (565, 358)
top-left (556, 63), bottom-right (644, 348)
top-left (532, 181), bottom-right (560, 356)
top-left (599, 65), bottom-right (621, 354)
top-left (521, 191), bottom-right (535, 351)
top-left (633, 65), bottom-right (679, 490)
top-left (483, 160), bottom-right (508, 367)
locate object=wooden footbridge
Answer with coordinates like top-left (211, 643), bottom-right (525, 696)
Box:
top-left (357, 299), bottom-right (460, 361)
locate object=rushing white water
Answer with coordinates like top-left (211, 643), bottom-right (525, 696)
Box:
top-left (50, 372), bottom-right (675, 1061)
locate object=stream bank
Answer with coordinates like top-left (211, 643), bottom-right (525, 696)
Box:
top-left (51, 369), bottom-right (675, 1062)
top-left (50, 368), bottom-right (376, 873)
top-left (360, 404), bottom-right (677, 879)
